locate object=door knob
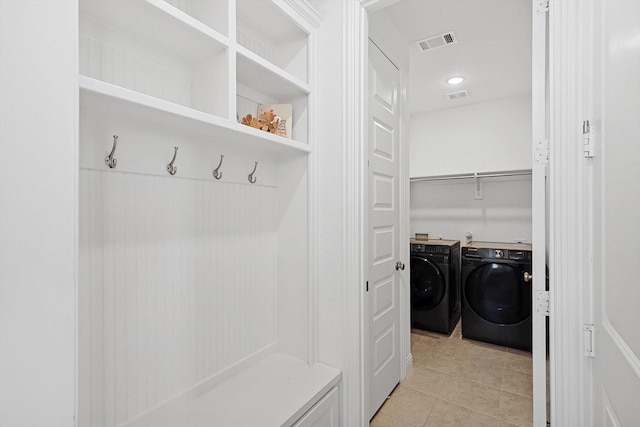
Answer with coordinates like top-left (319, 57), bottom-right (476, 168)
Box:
top-left (395, 261), bottom-right (405, 271)
top-left (524, 272), bottom-right (532, 282)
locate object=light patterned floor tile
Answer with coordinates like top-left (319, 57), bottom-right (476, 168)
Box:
top-left (423, 399), bottom-right (496, 427)
top-left (456, 357), bottom-right (504, 388)
top-left (370, 412), bottom-right (414, 427)
top-left (498, 390), bottom-right (533, 426)
top-left (378, 386), bottom-right (436, 427)
top-left (501, 368), bottom-right (533, 398)
top-left (402, 366), bottom-right (458, 401)
top-left (495, 420), bottom-right (520, 427)
top-left (504, 351), bottom-right (532, 375)
top-left (374, 322), bottom-right (533, 427)
top-left (452, 378), bottom-right (501, 417)
top-left (413, 349), bottom-right (462, 375)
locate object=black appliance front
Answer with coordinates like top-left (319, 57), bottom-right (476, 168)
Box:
top-left (410, 242), bottom-right (460, 335)
top-left (461, 246), bottom-right (532, 351)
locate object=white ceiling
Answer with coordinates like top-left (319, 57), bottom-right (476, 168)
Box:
top-left (374, 0), bottom-right (532, 115)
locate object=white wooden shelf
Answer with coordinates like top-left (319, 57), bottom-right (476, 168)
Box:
top-left (80, 0), bottom-right (229, 59)
top-left (237, 45), bottom-right (311, 99)
top-left (80, 75), bottom-right (311, 155)
top-left (127, 353), bottom-right (341, 427)
top-left (160, 0), bottom-right (229, 37)
top-left (236, 0), bottom-right (309, 84)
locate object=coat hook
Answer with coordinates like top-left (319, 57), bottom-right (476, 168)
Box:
top-left (248, 161), bottom-right (258, 184)
top-left (105, 135), bottom-right (118, 169)
top-left (212, 154), bottom-right (224, 180)
top-left (167, 146), bottom-right (178, 175)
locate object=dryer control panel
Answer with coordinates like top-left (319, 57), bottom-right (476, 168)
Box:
top-left (411, 243), bottom-right (445, 254)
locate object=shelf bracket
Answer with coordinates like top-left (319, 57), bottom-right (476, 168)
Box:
top-left (473, 173), bottom-right (483, 200)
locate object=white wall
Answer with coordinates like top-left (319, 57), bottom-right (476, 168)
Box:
top-left (312, 0), bottom-right (346, 371)
top-left (0, 1), bottom-right (77, 426)
top-left (409, 93), bottom-right (532, 246)
top-left (410, 94), bottom-right (532, 177)
top-left (410, 175), bottom-right (532, 244)
top-left (78, 170), bottom-right (278, 426)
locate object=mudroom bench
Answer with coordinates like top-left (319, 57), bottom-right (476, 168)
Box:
top-left (125, 353), bottom-right (341, 427)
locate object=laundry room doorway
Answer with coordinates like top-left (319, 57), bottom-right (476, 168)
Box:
top-left (360, 0), bottom-right (550, 425)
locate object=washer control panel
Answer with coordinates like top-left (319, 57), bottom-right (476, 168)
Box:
top-left (462, 247), bottom-right (532, 260)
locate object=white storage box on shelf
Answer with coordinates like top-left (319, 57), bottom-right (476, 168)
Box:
top-left (77, 1), bottom-right (337, 426)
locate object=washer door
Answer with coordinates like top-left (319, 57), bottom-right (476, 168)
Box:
top-left (464, 262), bottom-right (531, 325)
top-left (410, 256), bottom-right (446, 310)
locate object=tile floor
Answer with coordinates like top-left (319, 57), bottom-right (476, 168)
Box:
top-left (370, 322), bottom-right (534, 427)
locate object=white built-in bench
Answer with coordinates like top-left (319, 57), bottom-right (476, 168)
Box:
top-left (125, 353), bottom-right (341, 427)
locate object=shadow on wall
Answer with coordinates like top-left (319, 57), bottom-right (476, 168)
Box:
top-left (410, 175), bottom-right (532, 244)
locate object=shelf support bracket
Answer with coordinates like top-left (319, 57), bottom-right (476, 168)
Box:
top-left (474, 172), bottom-right (483, 200)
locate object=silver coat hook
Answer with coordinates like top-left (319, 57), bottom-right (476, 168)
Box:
top-left (105, 135), bottom-right (118, 169)
top-left (248, 161), bottom-right (258, 184)
top-left (212, 154), bottom-right (224, 180)
top-left (167, 146), bottom-right (178, 175)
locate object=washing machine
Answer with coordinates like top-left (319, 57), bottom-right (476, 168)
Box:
top-left (410, 239), bottom-right (460, 335)
top-left (461, 242), bottom-right (532, 351)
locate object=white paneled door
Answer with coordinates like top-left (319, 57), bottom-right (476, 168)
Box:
top-left (368, 39), bottom-right (401, 419)
top-left (589, 0), bottom-right (640, 424)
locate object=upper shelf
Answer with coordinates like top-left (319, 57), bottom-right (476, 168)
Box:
top-left (161, 0), bottom-right (229, 37)
top-left (236, 0), bottom-right (309, 84)
top-left (80, 76), bottom-right (311, 155)
top-left (79, 0), bottom-right (229, 60)
top-left (236, 46), bottom-right (310, 100)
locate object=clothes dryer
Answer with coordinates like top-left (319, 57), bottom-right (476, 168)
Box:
top-left (410, 239), bottom-right (460, 335)
top-left (461, 242), bottom-right (532, 351)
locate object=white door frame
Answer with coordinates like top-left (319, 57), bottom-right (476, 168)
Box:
top-left (342, 1), bottom-right (410, 425)
top-left (531, 2), bottom-right (548, 426)
top-left (343, 0), bottom-right (591, 426)
top-left (548, 0), bottom-right (591, 425)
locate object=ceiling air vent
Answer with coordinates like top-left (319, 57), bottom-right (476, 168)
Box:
top-left (446, 90), bottom-right (469, 100)
top-left (416, 31), bottom-right (458, 52)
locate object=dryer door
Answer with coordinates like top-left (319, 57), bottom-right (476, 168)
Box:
top-left (410, 256), bottom-right (445, 311)
top-left (464, 262), bottom-right (531, 325)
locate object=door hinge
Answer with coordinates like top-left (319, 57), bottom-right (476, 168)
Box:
top-left (536, 0), bottom-right (549, 14)
top-left (366, 281), bottom-right (369, 292)
top-left (534, 139), bottom-right (549, 164)
top-left (583, 120), bottom-right (595, 158)
top-left (535, 290), bottom-right (550, 316)
top-left (583, 324), bottom-right (595, 357)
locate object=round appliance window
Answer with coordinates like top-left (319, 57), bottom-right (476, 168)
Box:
top-left (410, 256), bottom-right (445, 310)
top-left (464, 263), bottom-right (531, 325)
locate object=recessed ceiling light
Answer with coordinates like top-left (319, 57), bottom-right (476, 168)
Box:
top-left (447, 76), bottom-right (465, 85)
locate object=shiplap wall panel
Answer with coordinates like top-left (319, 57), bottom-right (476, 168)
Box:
top-left (79, 22), bottom-right (191, 109)
top-left (79, 169), bottom-right (277, 426)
